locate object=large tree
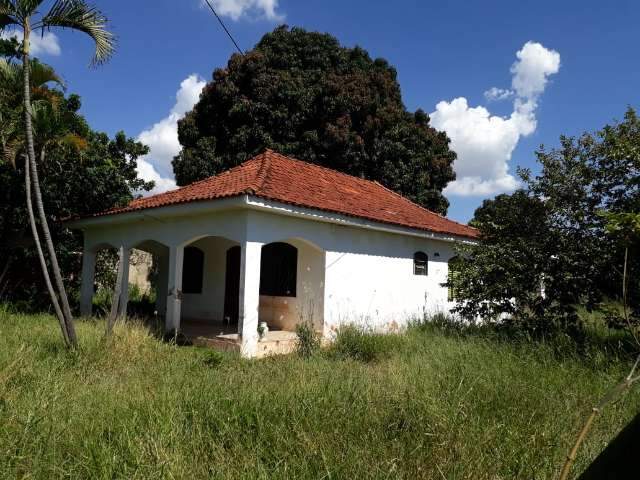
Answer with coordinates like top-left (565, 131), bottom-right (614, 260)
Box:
top-left (453, 108), bottom-right (640, 333)
top-left (173, 26), bottom-right (456, 214)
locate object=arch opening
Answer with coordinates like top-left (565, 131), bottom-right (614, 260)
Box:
top-left (258, 239), bottom-right (325, 335)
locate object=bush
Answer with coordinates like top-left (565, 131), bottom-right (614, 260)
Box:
top-left (202, 349), bottom-right (224, 368)
top-left (330, 325), bottom-right (401, 363)
top-left (295, 322), bottom-right (321, 358)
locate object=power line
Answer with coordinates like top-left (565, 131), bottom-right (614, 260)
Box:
top-left (202, 0), bottom-right (244, 55)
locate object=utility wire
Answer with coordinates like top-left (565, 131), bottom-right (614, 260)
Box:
top-left (202, 0), bottom-right (244, 55)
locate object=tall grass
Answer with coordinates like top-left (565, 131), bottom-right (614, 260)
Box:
top-left (0, 307), bottom-right (638, 479)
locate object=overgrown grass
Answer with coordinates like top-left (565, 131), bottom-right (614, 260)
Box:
top-left (1, 306), bottom-right (639, 479)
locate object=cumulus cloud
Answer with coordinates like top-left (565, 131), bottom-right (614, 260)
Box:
top-left (1, 29), bottom-right (61, 56)
top-left (483, 87), bottom-right (513, 102)
top-left (202, 0), bottom-right (283, 21)
top-left (136, 74), bottom-right (206, 195)
top-left (431, 41), bottom-right (560, 197)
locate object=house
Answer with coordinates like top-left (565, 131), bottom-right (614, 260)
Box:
top-left (69, 149), bottom-right (478, 357)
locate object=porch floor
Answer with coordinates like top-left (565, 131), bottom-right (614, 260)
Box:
top-left (181, 319), bottom-right (298, 358)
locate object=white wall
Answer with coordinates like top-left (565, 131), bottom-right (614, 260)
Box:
top-left (79, 198), bottom-right (464, 338)
top-left (246, 209), bottom-right (458, 336)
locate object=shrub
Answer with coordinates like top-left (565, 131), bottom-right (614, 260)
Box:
top-left (295, 322), bottom-right (320, 358)
top-left (330, 325), bottom-right (401, 363)
top-left (202, 349), bottom-right (224, 368)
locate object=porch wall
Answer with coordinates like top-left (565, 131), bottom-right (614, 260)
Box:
top-left (258, 237), bottom-right (325, 331)
top-left (181, 236), bottom-right (237, 322)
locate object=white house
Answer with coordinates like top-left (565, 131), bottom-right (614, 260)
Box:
top-left (69, 150), bottom-right (478, 357)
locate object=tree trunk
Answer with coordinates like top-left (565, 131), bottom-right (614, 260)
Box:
top-left (33, 146), bottom-right (77, 344)
top-left (21, 21), bottom-right (77, 347)
top-left (106, 246), bottom-right (125, 336)
top-left (25, 156), bottom-right (70, 346)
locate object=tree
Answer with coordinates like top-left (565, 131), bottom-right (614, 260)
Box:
top-left (173, 26), bottom-right (456, 214)
top-left (453, 108), bottom-right (640, 332)
top-left (1, 0), bottom-right (115, 347)
top-left (0, 91), bottom-right (152, 311)
top-left (1, 57), bottom-right (70, 341)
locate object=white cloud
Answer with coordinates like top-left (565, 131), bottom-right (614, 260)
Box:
top-left (511, 41), bottom-right (561, 99)
top-left (484, 87), bottom-right (513, 102)
top-left (136, 74), bottom-right (206, 194)
top-left (431, 41), bottom-right (560, 197)
top-left (1, 29), bottom-right (61, 56)
top-left (202, 0), bottom-right (284, 21)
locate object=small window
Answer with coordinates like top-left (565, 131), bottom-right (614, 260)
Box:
top-left (260, 242), bottom-right (297, 297)
top-left (413, 251), bottom-right (428, 276)
top-left (448, 256), bottom-right (462, 301)
top-left (182, 246), bottom-right (204, 294)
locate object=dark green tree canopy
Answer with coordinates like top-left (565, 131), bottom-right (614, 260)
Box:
top-left (173, 26), bottom-right (456, 214)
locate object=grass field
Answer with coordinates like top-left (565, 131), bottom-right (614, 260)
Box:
top-left (1, 307), bottom-right (639, 479)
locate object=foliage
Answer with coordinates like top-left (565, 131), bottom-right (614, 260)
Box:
top-left (454, 108), bottom-right (640, 333)
top-left (201, 349), bottom-right (224, 368)
top-left (329, 324), bottom-right (401, 362)
top-left (1, 310), bottom-right (639, 478)
top-left (173, 26), bottom-right (456, 214)
top-left (295, 321), bottom-right (321, 358)
top-left (0, 79), bottom-right (152, 308)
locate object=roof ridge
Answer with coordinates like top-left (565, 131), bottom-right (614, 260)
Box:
top-left (251, 150), bottom-right (273, 194)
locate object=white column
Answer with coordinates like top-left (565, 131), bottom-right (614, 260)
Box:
top-left (238, 240), bottom-right (263, 357)
top-left (79, 249), bottom-right (96, 317)
top-left (165, 244), bottom-right (184, 332)
top-left (117, 248), bottom-right (131, 317)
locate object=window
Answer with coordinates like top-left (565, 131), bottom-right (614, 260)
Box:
top-left (413, 251), bottom-right (428, 276)
top-left (182, 246), bottom-right (204, 294)
top-left (448, 256), bottom-right (462, 301)
top-left (260, 242), bottom-right (297, 297)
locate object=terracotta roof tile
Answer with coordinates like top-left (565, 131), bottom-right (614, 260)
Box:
top-left (97, 150), bottom-right (478, 239)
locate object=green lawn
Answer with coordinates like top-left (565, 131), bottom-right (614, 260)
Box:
top-left (1, 308), bottom-right (638, 479)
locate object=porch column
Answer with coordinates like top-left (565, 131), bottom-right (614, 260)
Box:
top-left (117, 247), bottom-right (131, 317)
top-left (79, 249), bottom-right (96, 317)
top-left (238, 240), bottom-right (263, 357)
top-left (165, 244), bottom-right (184, 332)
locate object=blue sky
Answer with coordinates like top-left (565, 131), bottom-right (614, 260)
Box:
top-left (5, 0), bottom-right (640, 222)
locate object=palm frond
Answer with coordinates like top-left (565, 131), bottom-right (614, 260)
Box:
top-left (0, 0), bottom-right (19, 30)
top-left (38, 0), bottom-right (115, 66)
top-left (2, 137), bottom-right (20, 168)
top-left (29, 58), bottom-right (64, 89)
top-left (15, 0), bottom-right (42, 21)
top-left (0, 0), bottom-right (18, 26)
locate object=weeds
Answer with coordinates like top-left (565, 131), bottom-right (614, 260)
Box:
top-left (0, 309), bottom-right (639, 479)
top-left (295, 322), bottom-right (321, 358)
top-left (329, 324), bottom-right (403, 362)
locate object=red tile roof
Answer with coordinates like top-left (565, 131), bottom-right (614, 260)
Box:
top-left (98, 150), bottom-right (478, 239)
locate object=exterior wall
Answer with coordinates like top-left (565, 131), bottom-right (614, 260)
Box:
top-left (78, 198), bottom-right (466, 345)
top-left (245, 209), bottom-right (458, 337)
top-left (322, 232), bottom-right (454, 335)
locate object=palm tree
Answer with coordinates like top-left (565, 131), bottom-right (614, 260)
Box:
top-left (0, 58), bottom-right (71, 345)
top-left (1, 0), bottom-right (115, 347)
